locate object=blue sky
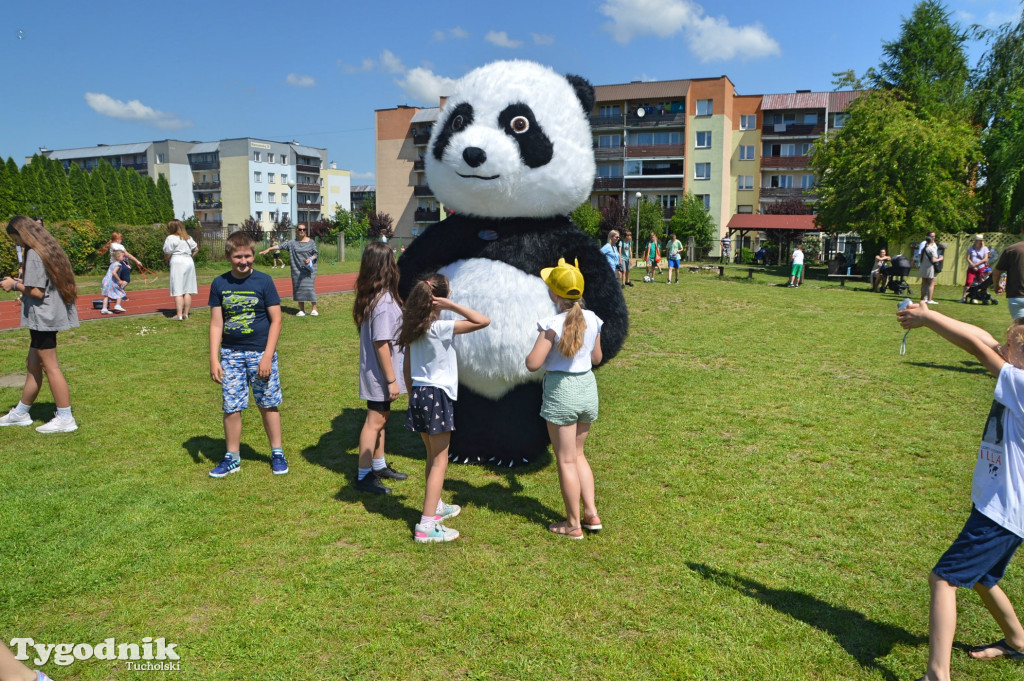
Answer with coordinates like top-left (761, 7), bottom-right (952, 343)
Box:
top-left (2, 0), bottom-right (1020, 185)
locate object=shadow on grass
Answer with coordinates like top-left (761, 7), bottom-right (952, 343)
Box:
top-left (908, 360), bottom-right (989, 375)
top-left (181, 435), bottom-right (269, 466)
top-left (686, 563), bottom-right (927, 681)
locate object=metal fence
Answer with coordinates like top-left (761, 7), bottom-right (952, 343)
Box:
top-left (196, 230), bottom-right (410, 264)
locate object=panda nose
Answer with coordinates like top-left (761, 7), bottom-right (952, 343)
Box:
top-left (463, 147), bottom-right (487, 168)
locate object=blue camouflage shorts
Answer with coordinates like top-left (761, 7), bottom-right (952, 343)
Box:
top-left (220, 348), bottom-right (282, 413)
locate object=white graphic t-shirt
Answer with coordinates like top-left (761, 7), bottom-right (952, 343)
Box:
top-left (972, 363), bottom-right (1024, 537)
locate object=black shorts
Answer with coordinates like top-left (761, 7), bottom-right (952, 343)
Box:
top-left (29, 329), bottom-right (58, 350)
top-left (366, 399), bottom-right (392, 413)
top-left (120, 262), bottom-right (131, 283)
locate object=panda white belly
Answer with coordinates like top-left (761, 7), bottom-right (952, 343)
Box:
top-left (438, 258), bottom-right (557, 400)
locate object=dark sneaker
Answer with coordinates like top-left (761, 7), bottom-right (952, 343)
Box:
top-left (354, 472), bottom-right (392, 495)
top-left (210, 455), bottom-right (240, 478)
top-left (271, 452), bottom-right (289, 475)
top-left (375, 464), bottom-right (408, 481)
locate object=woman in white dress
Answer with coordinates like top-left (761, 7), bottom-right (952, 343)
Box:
top-left (162, 220), bottom-right (198, 320)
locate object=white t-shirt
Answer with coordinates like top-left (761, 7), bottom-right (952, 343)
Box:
top-left (969, 245), bottom-right (990, 267)
top-left (972, 363), bottom-right (1024, 538)
top-left (538, 309), bottom-right (604, 373)
top-left (792, 249), bottom-right (804, 265)
top-left (407, 319), bottom-right (459, 400)
top-left (109, 242), bottom-right (127, 264)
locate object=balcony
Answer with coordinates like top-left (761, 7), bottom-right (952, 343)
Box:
top-left (191, 161), bottom-right (220, 170)
top-left (193, 181), bottom-right (221, 190)
top-left (120, 161), bottom-right (148, 172)
top-left (296, 182), bottom-right (320, 192)
top-left (194, 201), bottom-right (223, 209)
top-left (593, 177), bottom-right (624, 191)
top-left (761, 123), bottom-right (825, 138)
top-left (589, 114), bottom-right (625, 129)
top-left (412, 132), bottom-right (431, 145)
top-left (415, 207), bottom-right (440, 222)
top-left (413, 159), bottom-right (425, 171)
top-left (594, 147), bottom-right (623, 160)
top-left (759, 187), bottom-right (814, 200)
top-left (759, 156), bottom-right (811, 170)
top-left (413, 185), bottom-right (434, 197)
top-left (626, 144), bottom-right (685, 158)
top-left (200, 219), bottom-right (223, 229)
top-left (298, 201), bottom-right (322, 209)
top-left (625, 177), bottom-right (685, 190)
top-left (625, 111), bottom-right (686, 127)
top-left (295, 163), bottom-right (320, 173)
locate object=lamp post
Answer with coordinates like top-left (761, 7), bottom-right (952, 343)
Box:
top-left (287, 178), bottom-right (296, 240)
top-left (635, 192), bottom-right (641, 265)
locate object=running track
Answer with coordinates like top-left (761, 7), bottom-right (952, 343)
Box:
top-left (0, 272), bottom-right (358, 331)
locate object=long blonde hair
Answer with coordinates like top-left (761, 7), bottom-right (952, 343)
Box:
top-left (6, 215), bottom-right (77, 304)
top-left (555, 297), bottom-right (586, 358)
top-left (166, 220), bottom-right (189, 240)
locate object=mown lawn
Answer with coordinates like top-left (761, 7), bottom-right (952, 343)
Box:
top-left (1, 269), bottom-right (1020, 680)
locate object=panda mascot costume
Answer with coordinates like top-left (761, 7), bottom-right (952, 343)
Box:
top-left (397, 60), bottom-right (628, 467)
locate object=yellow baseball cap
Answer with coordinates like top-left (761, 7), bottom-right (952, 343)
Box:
top-left (540, 257), bottom-right (585, 300)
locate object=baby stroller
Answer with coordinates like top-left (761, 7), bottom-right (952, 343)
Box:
top-left (883, 254), bottom-right (913, 297)
top-left (965, 266), bottom-right (998, 305)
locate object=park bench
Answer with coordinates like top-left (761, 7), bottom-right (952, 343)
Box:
top-left (718, 265), bottom-right (766, 279)
top-left (827, 273), bottom-right (870, 287)
top-left (688, 264), bottom-right (719, 274)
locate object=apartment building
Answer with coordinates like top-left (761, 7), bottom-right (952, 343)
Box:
top-left (375, 76), bottom-right (861, 255)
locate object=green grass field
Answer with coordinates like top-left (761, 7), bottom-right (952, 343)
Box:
top-left (1, 269), bottom-right (1021, 680)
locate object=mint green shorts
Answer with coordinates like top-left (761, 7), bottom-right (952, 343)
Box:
top-left (540, 370), bottom-right (599, 426)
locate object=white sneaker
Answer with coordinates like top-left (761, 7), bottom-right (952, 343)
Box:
top-left (36, 416), bottom-right (78, 433)
top-left (101, 309), bottom-right (112, 315)
top-left (414, 522), bottom-right (459, 543)
top-left (113, 304), bottom-right (126, 312)
top-left (310, 310), bottom-right (319, 316)
top-left (0, 410), bottom-right (32, 426)
top-left (296, 311), bottom-right (306, 317)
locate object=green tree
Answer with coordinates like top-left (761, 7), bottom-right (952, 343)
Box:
top-left (20, 157), bottom-right (44, 218)
top-left (46, 158), bottom-right (75, 221)
top-left (155, 174), bottom-right (175, 221)
top-left (831, 68), bottom-right (877, 90)
top-left (873, 0), bottom-right (970, 118)
top-left (810, 90), bottom-right (980, 246)
top-left (0, 159), bottom-right (11, 221)
top-left (333, 205), bottom-right (368, 244)
top-left (89, 165), bottom-right (112, 227)
top-left (128, 171), bottom-right (152, 224)
top-left (5, 158), bottom-right (25, 216)
top-left (356, 193), bottom-right (376, 220)
top-left (117, 167), bottom-right (139, 224)
top-left (570, 202), bottom-right (601, 239)
top-left (628, 197), bottom-right (666, 245)
top-left (668, 193), bottom-right (716, 249)
top-left (67, 163), bottom-right (91, 220)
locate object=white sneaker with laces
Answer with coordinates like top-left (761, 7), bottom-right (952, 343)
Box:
top-left (0, 410), bottom-right (32, 426)
top-left (296, 311), bottom-right (306, 317)
top-left (113, 304), bottom-right (126, 312)
top-left (36, 415), bottom-right (78, 433)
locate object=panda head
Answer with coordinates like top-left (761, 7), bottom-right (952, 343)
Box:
top-left (425, 60), bottom-right (596, 219)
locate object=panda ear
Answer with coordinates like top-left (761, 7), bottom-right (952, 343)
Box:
top-left (565, 74), bottom-right (595, 116)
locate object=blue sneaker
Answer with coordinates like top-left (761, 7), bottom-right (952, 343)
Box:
top-left (271, 452), bottom-right (289, 475)
top-left (209, 455), bottom-right (240, 478)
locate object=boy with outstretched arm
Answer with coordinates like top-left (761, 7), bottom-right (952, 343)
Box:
top-left (898, 302), bottom-right (1024, 680)
top-left (208, 232), bottom-right (287, 478)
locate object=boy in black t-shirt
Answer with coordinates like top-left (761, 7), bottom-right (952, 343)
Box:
top-left (208, 232), bottom-right (287, 478)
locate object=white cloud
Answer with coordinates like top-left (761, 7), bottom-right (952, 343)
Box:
top-left (341, 49), bottom-right (405, 74)
top-left (432, 26), bottom-right (469, 42)
top-left (450, 26), bottom-right (469, 39)
top-left (286, 73), bottom-right (316, 87)
top-left (532, 33), bottom-right (555, 45)
top-left (396, 67), bottom-right (457, 104)
top-left (339, 57), bottom-right (376, 74)
top-left (380, 49), bottom-right (406, 73)
top-left (485, 30), bottom-right (524, 48)
top-left (84, 92), bottom-right (191, 130)
top-left (599, 0), bottom-right (780, 61)
top-left (351, 171), bottom-right (375, 181)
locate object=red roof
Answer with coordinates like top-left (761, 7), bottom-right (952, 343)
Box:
top-left (726, 214), bottom-right (819, 231)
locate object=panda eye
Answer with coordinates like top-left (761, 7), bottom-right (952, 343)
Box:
top-left (510, 116), bottom-right (529, 134)
top-left (451, 115), bottom-right (466, 132)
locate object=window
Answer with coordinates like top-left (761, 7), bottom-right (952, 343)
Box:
top-left (597, 164), bottom-right (622, 178)
top-left (280, 211), bottom-right (288, 219)
top-left (799, 142), bottom-right (813, 156)
top-left (156, 153), bottom-right (166, 164)
top-left (695, 194), bottom-right (711, 210)
top-left (201, 174), bottom-right (207, 182)
top-left (255, 211), bottom-right (262, 221)
top-left (280, 173), bottom-right (288, 185)
top-left (268, 153), bottom-right (275, 163)
top-left (696, 99), bottom-right (713, 116)
top-left (695, 131), bottom-right (712, 148)
top-left (254, 171), bottom-right (262, 183)
top-left (599, 105), bottom-right (621, 117)
top-left (738, 176), bottom-right (754, 190)
top-left (695, 162), bottom-right (711, 180)
top-left (737, 205), bottom-right (753, 214)
top-left (597, 134), bottom-right (621, 148)
top-left (780, 144), bottom-right (796, 157)
top-left (656, 195), bottom-right (679, 209)
top-left (804, 113), bottom-right (818, 125)
top-left (832, 112), bottom-right (849, 128)
top-left (740, 114), bottom-right (756, 130)
top-left (255, 192), bottom-right (263, 202)
top-left (739, 145), bottom-right (755, 161)
top-left (268, 192), bottom-right (276, 203)
top-left (268, 173), bottom-right (275, 183)
top-left (772, 113), bottom-right (796, 125)
top-left (253, 151), bottom-right (262, 162)
top-left (801, 175), bottom-right (816, 189)
top-left (625, 160), bottom-right (642, 176)
top-left (281, 193), bottom-right (288, 203)
top-left (630, 131), bottom-right (680, 146)
top-left (768, 175), bottom-right (793, 188)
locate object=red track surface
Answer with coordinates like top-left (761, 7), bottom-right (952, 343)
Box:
top-left (0, 272), bottom-right (358, 331)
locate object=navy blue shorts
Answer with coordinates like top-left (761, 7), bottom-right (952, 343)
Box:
top-left (933, 507), bottom-right (1022, 588)
top-left (119, 262), bottom-right (131, 283)
top-left (405, 385), bottom-right (455, 435)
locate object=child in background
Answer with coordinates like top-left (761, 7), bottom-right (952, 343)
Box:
top-left (207, 232), bottom-right (287, 478)
top-left (618, 230), bottom-right (634, 287)
top-left (526, 258), bottom-right (604, 539)
top-left (271, 239), bottom-right (285, 269)
top-left (399, 273), bottom-right (489, 543)
top-left (98, 232), bottom-right (143, 300)
top-left (353, 241), bottom-right (409, 495)
top-left (100, 249), bottom-right (127, 314)
top-left (0, 216), bottom-right (80, 433)
top-left (665, 232), bottom-right (683, 284)
top-left (898, 302), bottom-right (1024, 680)
top-left (644, 233), bottom-right (660, 282)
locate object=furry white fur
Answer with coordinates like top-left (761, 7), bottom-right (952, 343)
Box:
top-left (439, 258), bottom-right (557, 399)
top-left (426, 60), bottom-right (596, 219)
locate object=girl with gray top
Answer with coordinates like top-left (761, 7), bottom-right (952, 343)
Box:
top-left (0, 216), bottom-right (80, 433)
top-left (260, 223), bottom-right (319, 316)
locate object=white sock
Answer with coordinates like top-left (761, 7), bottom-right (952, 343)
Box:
top-left (436, 499), bottom-right (445, 514)
top-left (371, 457), bottom-right (387, 471)
top-left (56, 406), bottom-right (73, 420)
top-left (12, 401), bottom-right (31, 416)
top-left (357, 467), bottom-right (371, 481)
top-left (419, 515), bottom-right (436, 530)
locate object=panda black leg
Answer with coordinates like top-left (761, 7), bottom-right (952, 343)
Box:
top-left (450, 383), bottom-right (550, 467)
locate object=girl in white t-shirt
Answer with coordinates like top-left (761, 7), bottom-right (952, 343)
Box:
top-left (399, 273), bottom-right (489, 543)
top-left (526, 258), bottom-right (605, 539)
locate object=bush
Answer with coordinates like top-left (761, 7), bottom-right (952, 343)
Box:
top-left (113, 224), bottom-right (170, 272)
top-left (48, 219), bottom-right (103, 274)
top-left (0, 232), bottom-right (15, 278)
top-left (738, 247), bottom-right (753, 264)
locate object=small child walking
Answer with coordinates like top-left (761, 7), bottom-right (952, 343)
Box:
top-left (207, 231), bottom-right (287, 478)
top-left (399, 273), bottom-right (489, 543)
top-left (898, 302), bottom-right (1024, 680)
top-left (526, 258), bottom-right (604, 539)
top-left (353, 241), bottom-right (409, 495)
top-left (98, 232), bottom-right (143, 300)
top-left (100, 249), bottom-right (127, 314)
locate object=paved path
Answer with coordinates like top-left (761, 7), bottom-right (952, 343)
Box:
top-left (0, 272), bottom-right (358, 331)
